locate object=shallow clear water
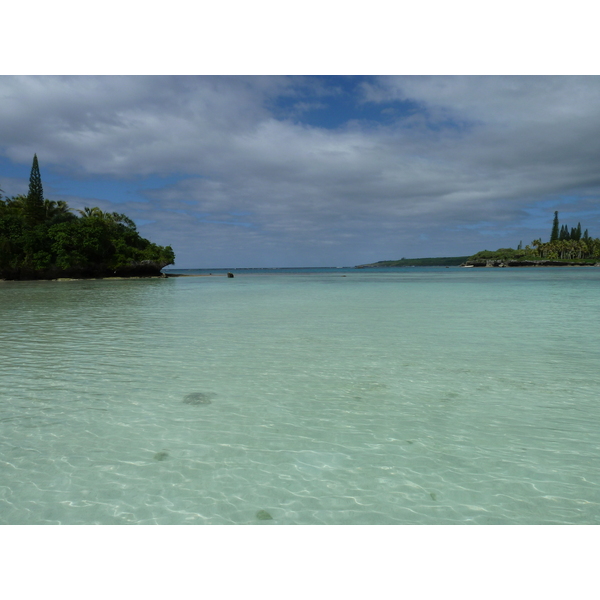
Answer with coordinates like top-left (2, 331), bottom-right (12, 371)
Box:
top-left (1, 267), bottom-right (600, 524)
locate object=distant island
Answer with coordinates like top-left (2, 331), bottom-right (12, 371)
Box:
top-left (0, 155), bottom-right (175, 280)
top-left (461, 212), bottom-right (600, 267)
top-left (358, 211), bottom-right (600, 268)
top-left (356, 256), bottom-right (470, 267)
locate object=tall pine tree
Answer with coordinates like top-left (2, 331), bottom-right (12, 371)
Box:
top-left (550, 211), bottom-right (560, 242)
top-left (559, 224), bottom-right (570, 241)
top-left (24, 154), bottom-right (45, 225)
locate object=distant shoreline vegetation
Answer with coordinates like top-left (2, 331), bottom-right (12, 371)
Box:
top-left (461, 211), bottom-right (600, 267)
top-left (0, 155), bottom-right (175, 280)
top-left (358, 211), bottom-right (600, 268)
top-left (356, 256), bottom-right (470, 267)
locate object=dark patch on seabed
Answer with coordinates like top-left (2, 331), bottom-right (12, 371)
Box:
top-left (183, 392), bottom-right (215, 405)
top-left (256, 510), bottom-right (273, 521)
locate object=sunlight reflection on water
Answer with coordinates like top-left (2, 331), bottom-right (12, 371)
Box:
top-left (1, 268), bottom-right (600, 524)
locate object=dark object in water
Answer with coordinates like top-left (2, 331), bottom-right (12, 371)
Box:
top-left (227, 272), bottom-right (234, 278)
top-left (154, 451), bottom-right (169, 461)
top-left (256, 510), bottom-right (273, 521)
top-left (183, 392), bottom-right (214, 405)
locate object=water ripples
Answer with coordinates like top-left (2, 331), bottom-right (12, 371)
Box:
top-left (1, 273), bottom-right (600, 523)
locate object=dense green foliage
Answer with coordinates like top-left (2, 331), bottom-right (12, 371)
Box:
top-left (1, 156), bottom-right (175, 280)
top-left (467, 212), bottom-right (600, 264)
top-left (530, 237), bottom-right (600, 260)
top-left (468, 248), bottom-right (536, 261)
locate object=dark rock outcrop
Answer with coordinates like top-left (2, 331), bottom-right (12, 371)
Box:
top-left (460, 259), bottom-right (600, 268)
top-left (183, 392), bottom-right (215, 405)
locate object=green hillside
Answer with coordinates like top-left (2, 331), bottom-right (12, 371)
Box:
top-left (356, 256), bottom-right (470, 268)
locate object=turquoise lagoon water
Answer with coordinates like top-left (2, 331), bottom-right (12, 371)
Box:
top-left (1, 267), bottom-right (600, 525)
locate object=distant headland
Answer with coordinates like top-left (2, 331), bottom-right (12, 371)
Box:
top-left (357, 211), bottom-right (600, 268)
top-left (0, 155), bottom-right (175, 280)
top-left (356, 256), bottom-right (470, 268)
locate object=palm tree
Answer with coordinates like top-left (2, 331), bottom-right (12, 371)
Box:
top-left (532, 239), bottom-right (544, 258)
top-left (42, 199), bottom-right (73, 221)
top-left (106, 212), bottom-right (136, 230)
top-left (77, 206), bottom-right (105, 219)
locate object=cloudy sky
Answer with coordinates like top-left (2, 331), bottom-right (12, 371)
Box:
top-left (2, 75), bottom-right (600, 268)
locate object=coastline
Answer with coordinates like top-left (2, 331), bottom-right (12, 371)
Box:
top-left (0, 273), bottom-right (219, 282)
top-left (163, 273), bottom-right (217, 277)
top-left (460, 259), bottom-right (600, 268)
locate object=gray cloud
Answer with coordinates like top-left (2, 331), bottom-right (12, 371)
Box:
top-left (1, 76), bottom-right (600, 267)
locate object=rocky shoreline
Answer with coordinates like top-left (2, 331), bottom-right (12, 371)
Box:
top-left (0, 260), bottom-right (172, 281)
top-left (460, 259), bottom-right (600, 268)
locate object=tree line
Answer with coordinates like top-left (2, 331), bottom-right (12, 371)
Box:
top-left (1, 155), bottom-right (175, 279)
top-left (549, 210), bottom-right (589, 242)
top-left (469, 211), bottom-right (600, 263)
top-left (529, 210), bottom-right (599, 260)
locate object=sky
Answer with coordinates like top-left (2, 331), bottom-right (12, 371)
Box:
top-left (2, 75), bottom-right (600, 268)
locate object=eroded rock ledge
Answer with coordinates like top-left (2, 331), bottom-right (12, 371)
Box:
top-left (461, 259), bottom-right (600, 268)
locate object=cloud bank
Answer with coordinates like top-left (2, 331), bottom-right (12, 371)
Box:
top-left (1, 75), bottom-right (600, 267)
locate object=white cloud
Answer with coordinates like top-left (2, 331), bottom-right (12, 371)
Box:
top-left (2, 76), bottom-right (600, 267)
